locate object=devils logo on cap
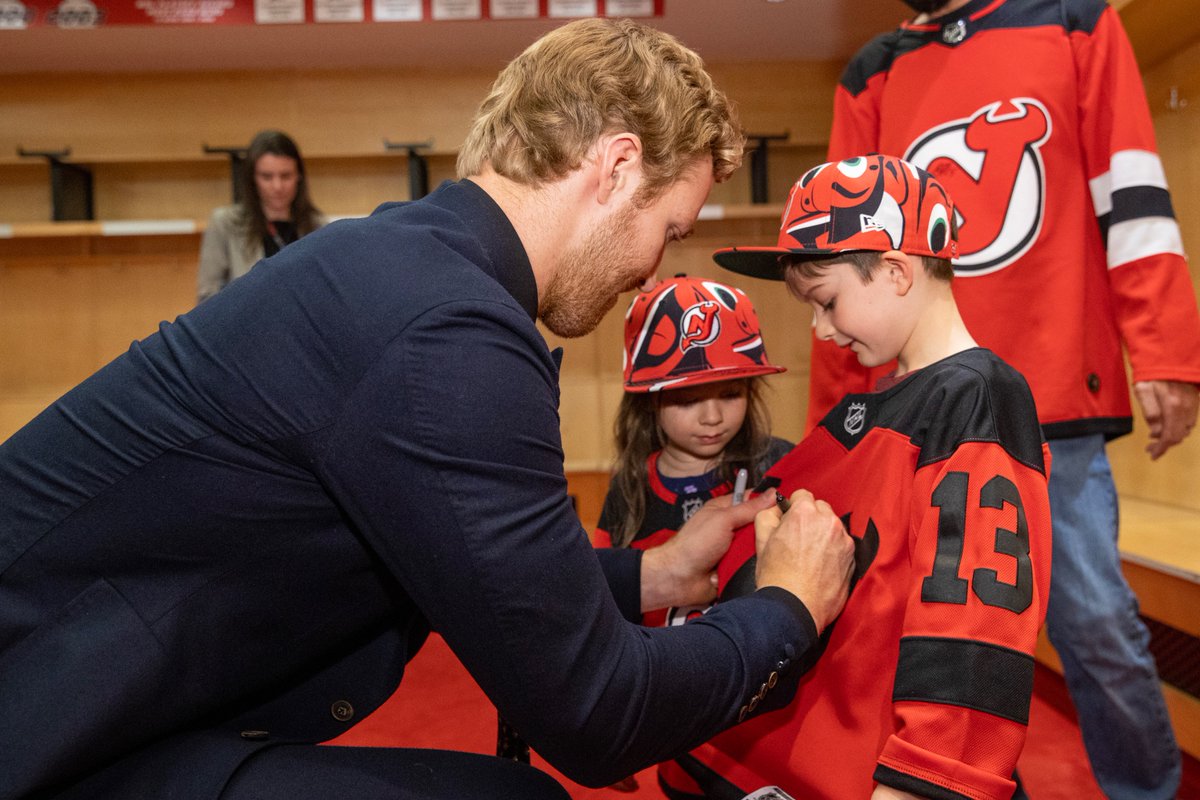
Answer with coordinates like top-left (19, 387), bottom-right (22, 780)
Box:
top-left (622, 276), bottom-right (785, 392)
top-left (680, 300), bottom-right (721, 353)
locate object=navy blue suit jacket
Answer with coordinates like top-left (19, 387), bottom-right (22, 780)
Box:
top-left (0, 181), bottom-right (817, 799)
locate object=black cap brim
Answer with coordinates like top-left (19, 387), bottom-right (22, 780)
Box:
top-left (713, 245), bottom-right (842, 281)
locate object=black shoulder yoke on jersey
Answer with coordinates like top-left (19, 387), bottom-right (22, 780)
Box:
top-left (818, 349), bottom-right (1046, 475)
top-left (840, 0), bottom-right (1108, 97)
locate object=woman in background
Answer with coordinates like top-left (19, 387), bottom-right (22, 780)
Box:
top-left (196, 129), bottom-right (325, 303)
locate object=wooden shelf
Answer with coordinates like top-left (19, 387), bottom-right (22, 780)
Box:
top-left (0, 139), bottom-right (820, 169)
top-left (0, 149), bottom-right (458, 168)
top-left (0, 203), bottom-right (786, 241)
top-left (0, 220), bottom-right (200, 239)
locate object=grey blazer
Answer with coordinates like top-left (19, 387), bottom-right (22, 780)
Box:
top-left (196, 205), bottom-right (326, 303)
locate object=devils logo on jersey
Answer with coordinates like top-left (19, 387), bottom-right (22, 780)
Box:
top-left (906, 98), bottom-right (1052, 276)
top-left (719, 509), bottom-right (881, 601)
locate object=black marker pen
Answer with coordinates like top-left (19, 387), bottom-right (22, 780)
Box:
top-left (775, 492), bottom-right (790, 513)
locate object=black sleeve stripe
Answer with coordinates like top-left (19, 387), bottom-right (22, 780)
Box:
top-left (873, 765), bottom-right (975, 800)
top-left (1110, 185), bottom-right (1176, 226)
top-left (892, 636), bottom-right (1034, 725)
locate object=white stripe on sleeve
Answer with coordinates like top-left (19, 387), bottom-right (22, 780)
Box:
top-left (1089, 149), bottom-right (1169, 217)
top-left (1107, 217), bottom-right (1186, 270)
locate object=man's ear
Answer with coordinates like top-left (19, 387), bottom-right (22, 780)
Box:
top-left (881, 250), bottom-right (915, 295)
top-left (595, 132), bottom-right (644, 205)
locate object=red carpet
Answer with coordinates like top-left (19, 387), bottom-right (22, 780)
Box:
top-left (329, 633), bottom-right (1199, 799)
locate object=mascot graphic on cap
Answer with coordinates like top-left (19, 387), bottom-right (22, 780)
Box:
top-left (713, 154), bottom-right (958, 282)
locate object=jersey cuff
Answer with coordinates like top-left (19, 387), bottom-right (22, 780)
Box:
top-left (875, 734), bottom-right (1018, 800)
top-left (873, 764), bottom-right (977, 800)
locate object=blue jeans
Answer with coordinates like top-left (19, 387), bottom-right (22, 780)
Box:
top-left (1045, 436), bottom-right (1181, 799)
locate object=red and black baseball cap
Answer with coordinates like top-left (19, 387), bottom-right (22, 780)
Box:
top-left (713, 154), bottom-right (958, 281)
top-left (623, 275), bottom-right (786, 393)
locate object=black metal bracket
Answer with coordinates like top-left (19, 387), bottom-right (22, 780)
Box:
top-left (384, 139), bottom-right (434, 200)
top-left (203, 144), bottom-right (249, 204)
top-left (746, 132), bottom-right (790, 204)
top-left (17, 147), bottom-right (95, 221)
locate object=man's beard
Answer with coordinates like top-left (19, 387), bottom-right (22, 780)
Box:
top-left (540, 203), bottom-right (643, 339)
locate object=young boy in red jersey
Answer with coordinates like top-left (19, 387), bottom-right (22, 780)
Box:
top-left (663, 154), bottom-right (1053, 800)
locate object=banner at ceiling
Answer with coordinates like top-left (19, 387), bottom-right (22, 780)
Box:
top-left (0, 0), bottom-right (660, 28)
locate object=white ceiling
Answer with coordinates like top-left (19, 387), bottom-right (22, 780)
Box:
top-left (0, 0), bottom-right (912, 73)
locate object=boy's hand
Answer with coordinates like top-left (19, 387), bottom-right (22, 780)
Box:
top-left (640, 492), bottom-right (775, 612)
top-left (754, 489), bottom-right (854, 633)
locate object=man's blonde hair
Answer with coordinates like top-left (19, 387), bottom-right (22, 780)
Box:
top-left (456, 17), bottom-right (745, 199)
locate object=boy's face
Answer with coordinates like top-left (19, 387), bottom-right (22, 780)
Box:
top-left (793, 259), bottom-right (910, 370)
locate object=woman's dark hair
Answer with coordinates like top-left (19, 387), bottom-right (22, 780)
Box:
top-left (236, 129), bottom-right (322, 248)
top-left (608, 378), bottom-right (774, 548)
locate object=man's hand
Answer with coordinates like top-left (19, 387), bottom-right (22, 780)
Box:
top-left (1133, 380), bottom-right (1199, 460)
top-left (754, 489), bottom-right (854, 633)
top-left (640, 491), bottom-right (776, 612)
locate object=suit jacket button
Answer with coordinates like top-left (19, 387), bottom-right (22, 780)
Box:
top-left (240, 730), bottom-right (270, 741)
top-left (331, 700), bottom-right (355, 722)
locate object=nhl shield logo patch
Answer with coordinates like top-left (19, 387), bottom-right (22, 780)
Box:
top-left (844, 402), bottom-right (867, 436)
top-left (681, 496), bottom-right (705, 521)
top-left (942, 19), bottom-right (967, 45)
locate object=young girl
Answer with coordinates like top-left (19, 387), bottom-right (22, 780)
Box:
top-left (595, 274), bottom-right (792, 627)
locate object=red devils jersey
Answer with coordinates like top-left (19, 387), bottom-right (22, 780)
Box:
top-left (810, 0), bottom-right (1200, 437)
top-left (686, 349), bottom-right (1051, 800)
top-left (594, 440), bottom-right (792, 627)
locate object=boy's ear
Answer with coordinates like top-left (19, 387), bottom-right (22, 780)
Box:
top-left (881, 250), bottom-right (915, 296)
